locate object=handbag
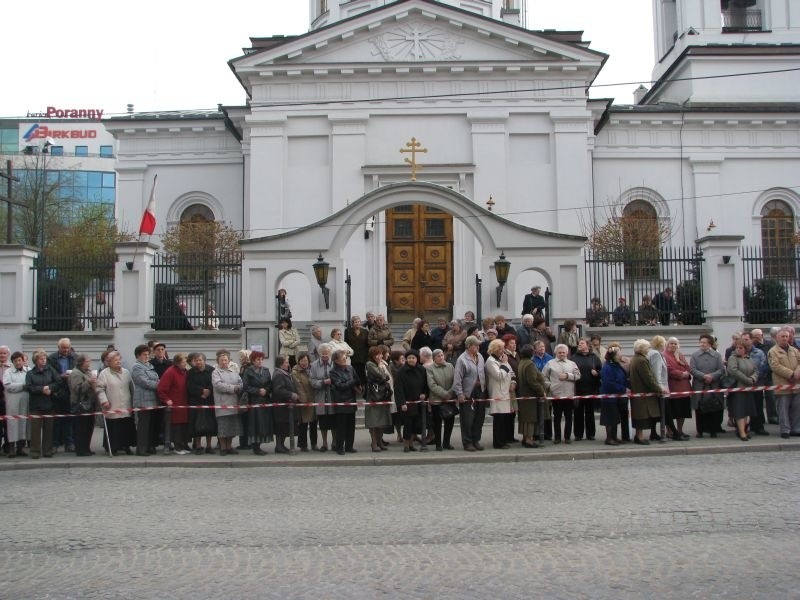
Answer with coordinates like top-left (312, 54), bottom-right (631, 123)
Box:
top-left (368, 381), bottom-right (389, 403)
top-left (697, 392), bottom-right (724, 414)
top-left (439, 402), bottom-right (457, 420)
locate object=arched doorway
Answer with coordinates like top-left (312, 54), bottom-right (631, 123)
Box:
top-left (385, 203), bottom-right (453, 322)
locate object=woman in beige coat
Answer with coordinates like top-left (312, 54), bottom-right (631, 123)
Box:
top-left (629, 339), bottom-right (662, 445)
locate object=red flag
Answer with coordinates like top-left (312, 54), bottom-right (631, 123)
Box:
top-left (138, 175), bottom-right (157, 235)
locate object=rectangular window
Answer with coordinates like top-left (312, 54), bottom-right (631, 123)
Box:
top-left (393, 219), bottom-right (413, 238)
top-left (99, 145), bottom-right (113, 157)
top-left (49, 146), bottom-right (64, 156)
top-left (425, 218), bottom-right (446, 237)
top-left (75, 146), bottom-right (88, 157)
top-left (101, 172), bottom-right (115, 187)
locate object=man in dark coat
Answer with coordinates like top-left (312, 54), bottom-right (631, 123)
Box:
top-left (521, 286), bottom-right (546, 318)
top-left (48, 338), bottom-right (77, 452)
top-left (653, 287), bottom-right (677, 326)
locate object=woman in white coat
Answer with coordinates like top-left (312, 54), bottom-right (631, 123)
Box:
top-left (485, 339), bottom-right (516, 449)
top-left (2, 351), bottom-right (29, 457)
top-left (212, 349), bottom-right (243, 456)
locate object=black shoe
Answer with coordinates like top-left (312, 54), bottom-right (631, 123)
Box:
top-left (345, 448), bottom-right (357, 453)
top-left (473, 443), bottom-right (484, 451)
top-left (564, 439), bottom-right (571, 445)
top-left (300, 447), bottom-right (310, 452)
top-left (604, 439), bottom-right (619, 446)
top-left (253, 447), bottom-right (267, 456)
top-left (193, 447), bottom-right (204, 456)
top-left (403, 446), bottom-right (411, 453)
top-left (553, 439), bottom-right (561, 445)
top-left (463, 445), bottom-right (476, 452)
top-left (649, 432), bottom-right (662, 441)
top-left (435, 446), bottom-right (443, 451)
top-left (123, 447), bottom-right (134, 455)
top-left (768, 418), bottom-right (779, 425)
top-left (319, 446), bottom-right (328, 453)
top-left (275, 446), bottom-right (290, 454)
top-left (336, 449), bottom-right (346, 456)
top-left (781, 433), bottom-right (790, 439)
top-left (227, 448), bottom-right (239, 455)
top-left (64, 445), bottom-right (76, 453)
top-left (444, 444), bottom-right (455, 450)
top-left (752, 429), bottom-right (769, 436)
top-left (633, 438), bottom-right (650, 445)
top-left (710, 432), bottom-right (717, 438)
top-left (205, 447), bottom-right (214, 454)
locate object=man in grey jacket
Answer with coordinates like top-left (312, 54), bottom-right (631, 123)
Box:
top-left (453, 336), bottom-right (486, 451)
top-left (131, 344), bottom-right (160, 455)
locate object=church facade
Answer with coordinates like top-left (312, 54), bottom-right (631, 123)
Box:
top-left (105, 0), bottom-right (800, 333)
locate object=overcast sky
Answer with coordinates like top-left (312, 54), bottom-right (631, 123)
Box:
top-left (2, 1), bottom-right (654, 118)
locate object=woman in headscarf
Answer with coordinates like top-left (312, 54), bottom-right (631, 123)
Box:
top-left (394, 349), bottom-right (429, 453)
top-left (291, 352), bottom-right (316, 452)
top-left (243, 350), bottom-right (274, 455)
top-left (629, 339), bottom-right (662, 445)
top-left (211, 349), bottom-right (243, 456)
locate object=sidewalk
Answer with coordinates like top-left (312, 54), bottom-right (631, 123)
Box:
top-left (1, 419), bottom-right (797, 470)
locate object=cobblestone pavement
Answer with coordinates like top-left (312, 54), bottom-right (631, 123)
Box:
top-left (2, 453), bottom-right (798, 599)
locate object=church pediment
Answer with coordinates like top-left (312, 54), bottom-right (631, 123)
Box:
top-left (231, 0), bottom-right (605, 77)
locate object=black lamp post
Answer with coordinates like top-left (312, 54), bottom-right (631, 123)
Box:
top-left (313, 253), bottom-right (330, 309)
top-left (494, 251), bottom-right (510, 307)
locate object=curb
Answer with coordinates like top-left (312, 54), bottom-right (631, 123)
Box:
top-left (0, 441), bottom-right (796, 471)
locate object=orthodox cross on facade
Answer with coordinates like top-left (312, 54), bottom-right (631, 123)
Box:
top-left (400, 137), bottom-right (428, 181)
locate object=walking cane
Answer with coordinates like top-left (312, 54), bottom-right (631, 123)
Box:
top-left (101, 412), bottom-right (113, 457)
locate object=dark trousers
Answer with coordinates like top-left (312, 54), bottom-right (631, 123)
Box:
top-left (103, 416), bottom-right (135, 453)
top-left (298, 420), bottom-right (318, 449)
top-left (751, 392), bottom-right (766, 431)
top-left (492, 413), bottom-right (514, 447)
top-left (553, 400), bottom-right (574, 441)
top-left (239, 411), bottom-right (249, 449)
top-left (573, 398), bottom-right (596, 440)
top-left (74, 414), bottom-right (94, 455)
top-left (53, 397), bottom-right (74, 448)
top-left (458, 401), bottom-right (486, 448)
top-left (504, 412), bottom-right (516, 441)
top-left (431, 405), bottom-right (455, 448)
top-left (136, 410), bottom-right (153, 453)
top-left (616, 399), bottom-right (631, 441)
top-left (764, 390), bottom-right (778, 422)
top-left (30, 412), bottom-right (54, 457)
top-left (334, 413), bottom-right (356, 451)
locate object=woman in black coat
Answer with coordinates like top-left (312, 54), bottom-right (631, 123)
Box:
top-left (411, 320), bottom-right (435, 352)
top-left (25, 349), bottom-right (62, 459)
top-left (329, 349), bottom-right (361, 455)
top-left (394, 349), bottom-right (430, 452)
top-left (186, 352), bottom-right (217, 455)
top-left (572, 339), bottom-right (602, 441)
top-left (242, 350), bottom-right (273, 455)
top-left (271, 354), bottom-right (300, 454)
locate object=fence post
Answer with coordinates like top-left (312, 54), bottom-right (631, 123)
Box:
top-left (0, 245), bottom-right (38, 347)
top-left (696, 235), bottom-right (744, 344)
top-left (114, 241), bottom-right (159, 352)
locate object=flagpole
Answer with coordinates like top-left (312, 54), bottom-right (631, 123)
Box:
top-left (127, 174), bottom-right (157, 270)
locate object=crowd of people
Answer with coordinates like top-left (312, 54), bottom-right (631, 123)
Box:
top-left (1, 313), bottom-right (799, 459)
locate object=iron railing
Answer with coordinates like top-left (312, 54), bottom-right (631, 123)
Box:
top-left (741, 246), bottom-right (799, 323)
top-left (584, 246), bottom-right (705, 326)
top-left (151, 251), bottom-right (242, 330)
top-left (31, 253), bottom-right (116, 331)
top-left (722, 9), bottom-right (763, 32)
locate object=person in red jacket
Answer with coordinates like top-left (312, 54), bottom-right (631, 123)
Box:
top-left (157, 353), bottom-right (190, 454)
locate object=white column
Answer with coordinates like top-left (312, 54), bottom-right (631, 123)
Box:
top-left (689, 156), bottom-right (724, 237)
top-left (553, 114), bottom-right (592, 235)
top-left (113, 241), bottom-right (158, 355)
top-left (330, 115), bottom-right (368, 212)
top-left (246, 115), bottom-right (287, 234)
top-left (0, 246), bottom-right (38, 345)
top-left (469, 112), bottom-right (508, 214)
top-left (697, 235), bottom-right (744, 345)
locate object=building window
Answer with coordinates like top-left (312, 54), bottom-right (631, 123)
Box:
top-left (75, 146), bottom-right (88, 157)
top-left (622, 200), bottom-right (660, 279)
top-left (99, 145), bottom-right (114, 158)
top-left (180, 203), bottom-right (215, 223)
top-left (761, 199), bottom-right (795, 278)
top-left (0, 128), bottom-right (18, 153)
top-left (49, 146), bottom-right (64, 156)
top-left (721, 0), bottom-right (762, 32)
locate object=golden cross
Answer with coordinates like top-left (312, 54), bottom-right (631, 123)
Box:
top-left (399, 137), bottom-right (428, 181)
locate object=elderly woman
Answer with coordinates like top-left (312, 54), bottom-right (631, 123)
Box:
top-left (330, 348), bottom-right (361, 455)
top-left (131, 345), bottom-right (159, 456)
top-left (663, 337), bottom-right (692, 440)
top-left (516, 344), bottom-right (547, 448)
top-left (365, 345), bottom-right (392, 452)
top-left (726, 341), bottom-right (759, 441)
top-left (271, 354), bottom-right (299, 454)
top-left (3, 351), bottom-right (30, 458)
top-left (573, 338), bottom-right (601, 441)
top-left (157, 353), bottom-right (190, 454)
top-left (328, 328), bottom-right (354, 365)
top-left (411, 320), bottom-right (435, 352)
top-left (426, 348), bottom-right (456, 451)
top-left (690, 334), bottom-right (726, 438)
top-left (599, 348), bottom-right (629, 445)
top-left (278, 318), bottom-right (301, 367)
top-left (24, 349), bottom-right (62, 459)
top-left (367, 314), bottom-right (395, 349)
top-left (345, 315), bottom-right (371, 384)
top-left (291, 352), bottom-right (317, 452)
top-left (453, 336), bottom-right (487, 451)
top-left (647, 336), bottom-right (671, 442)
top-left (310, 343), bottom-right (336, 452)
top-left (186, 352), bottom-right (217, 455)
top-left (629, 339), bottom-right (662, 445)
top-left (542, 344), bottom-right (581, 444)
top-left (243, 350), bottom-right (274, 455)
top-left (442, 320), bottom-right (467, 365)
top-left (212, 350), bottom-right (243, 455)
top-left (394, 349), bottom-right (429, 452)
top-left (96, 351), bottom-right (136, 456)
top-left (485, 338), bottom-right (517, 449)
top-left (69, 353), bottom-right (98, 457)
top-left (557, 319), bottom-right (580, 356)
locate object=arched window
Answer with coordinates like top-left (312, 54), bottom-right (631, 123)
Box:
top-left (180, 203), bottom-right (214, 224)
top-left (761, 199), bottom-right (795, 278)
top-left (622, 200), bottom-right (660, 278)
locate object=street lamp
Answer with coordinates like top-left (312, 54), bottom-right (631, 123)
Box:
top-left (312, 253), bottom-right (330, 309)
top-left (494, 251), bottom-right (510, 307)
top-left (39, 137), bottom-right (55, 251)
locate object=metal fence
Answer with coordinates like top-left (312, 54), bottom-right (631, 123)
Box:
top-left (31, 253), bottom-right (117, 331)
top-left (584, 246), bottom-right (705, 326)
top-left (151, 251), bottom-right (242, 330)
top-left (741, 246), bottom-right (800, 324)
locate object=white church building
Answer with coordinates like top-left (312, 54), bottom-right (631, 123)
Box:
top-left (102, 0), bottom-right (800, 346)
